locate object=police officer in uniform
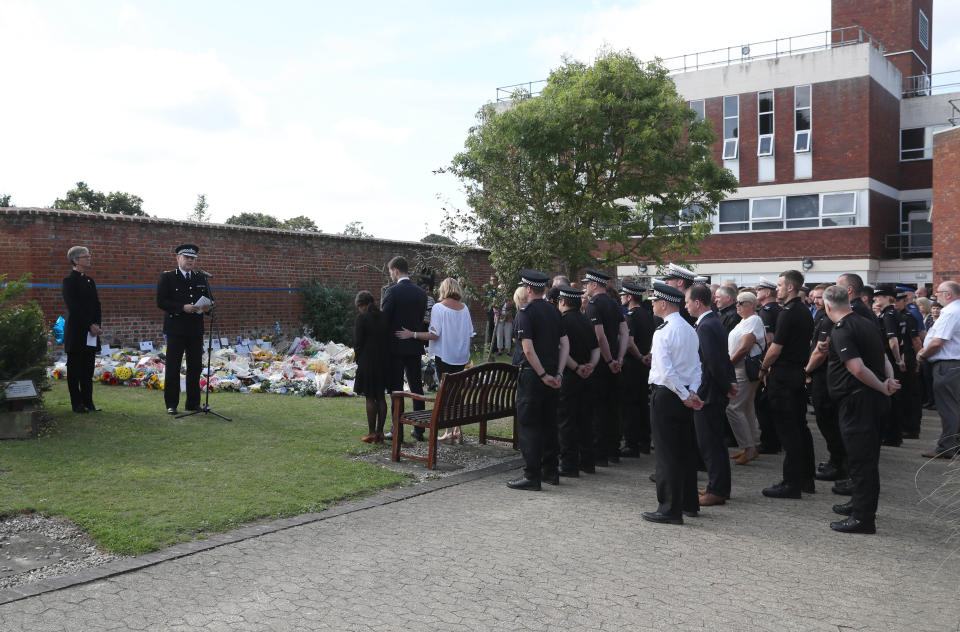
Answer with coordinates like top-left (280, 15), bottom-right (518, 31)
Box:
top-left (642, 282), bottom-right (703, 525)
top-left (556, 286), bottom-right (599, 476)
top-left (662, 263), bottom-right (697, 325)
top-left (755, 276), bottom-right (782, 454)
top-left (822, 285), bottom-right (899, 533)
top-left (582, 270), bottom-right (628, 466)
top-left (896, 290), bottom-right (923, 439)
top-left (156, 244), bottom-right (213, 414)
top-left (619, 282), bottom-right (656, 455)
top-left (874, 285), bottom-right (907, 446)
top-left (508, 270), bottom-right (569, 491)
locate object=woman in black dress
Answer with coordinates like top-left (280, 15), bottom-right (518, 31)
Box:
top-left (354, 291), bottom-right (390, 443)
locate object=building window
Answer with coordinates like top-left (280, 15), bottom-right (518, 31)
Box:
top-left (919, 9), bottom-right (929, 50)
top-left (713, 192), bottom-right (858, 232)
top-left (723, 95), bottom-right (738, 159)
top-left (900, 127), bottom-right (928, 160)
top-left (718, 199), bottom-right (748, 232)
top-left (751, 197), bottom-right (783, 230)
top-left (794, 85), bottom-right (811, 153)
top-left (785, 194), bottom-right (819, 229)
top-left (821, 192), bottom-right (857, 226)
top-left (757, 91), bottom-right (774, 156)
top-left (689, 99), bottom-right (705, 121)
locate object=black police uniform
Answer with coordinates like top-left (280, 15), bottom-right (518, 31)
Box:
top-left (62, 269), bottom-right (101, 412)
top-left (808, 310), bottom-right (846, 476)
top-left (585, 290), bottom-right (624, 464)
top-left (879, 304), bottom-right (906, 445)
top-left (514, 296), bottom-right (566, 484)
top-left (157, 265), bottom-right (213, 411)
top-left (767, 296), bottom-right (815, 490)
top-left (899, 308), bottom-right (923, 438)
top-left (558, 305), bottom-right (598, 473)
top-left (620, 303), bottom-right (655, 454)
top-left (755, 301), bottom-right (783, 453)
top-left (828, 312), bottom-right (891, 527)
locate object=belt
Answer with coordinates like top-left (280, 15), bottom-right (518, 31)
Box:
top-left (652, 384), bottom-right (689, 392)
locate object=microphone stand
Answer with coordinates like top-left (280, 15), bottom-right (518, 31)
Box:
top-left (177, 304), bottom-right (232, 422)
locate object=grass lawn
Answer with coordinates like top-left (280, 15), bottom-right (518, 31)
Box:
top-left (0, 381), bottom-right (408, 555)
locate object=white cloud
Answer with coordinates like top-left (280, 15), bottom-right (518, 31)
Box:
top-left (332, 117), bottom-right (414, 144)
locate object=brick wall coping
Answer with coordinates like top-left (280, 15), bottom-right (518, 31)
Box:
top-left (0, 207), bottom-right (486, 252)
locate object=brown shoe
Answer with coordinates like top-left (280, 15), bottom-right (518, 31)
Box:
top-left (699, 492), bottom-right (727, 506)
top-left (361, 433), bottom-right (377, 443)
top-left (697, 487), bottom-right (707, 495)
top-left (921, 449), bottom-right (954, 459)
top-left (736, 447), bottom-right (759, 465)
top-left (730, 450), bottom-right (745, 460)
top-left (373, 432), bottom-right (385, 444)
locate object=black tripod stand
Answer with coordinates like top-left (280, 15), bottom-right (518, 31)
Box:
top-left (177, 307), bottom-right (232, 422)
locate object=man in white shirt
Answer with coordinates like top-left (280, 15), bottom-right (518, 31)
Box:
top-left (642, 282), bottom-right (703, 525)
top-left (919, 281), bottom-right (960, 459)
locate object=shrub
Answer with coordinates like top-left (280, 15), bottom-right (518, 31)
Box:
top-left (301, 282), bottom-right (356, 346)
top-left (0, 274), bottom-right (49, 389)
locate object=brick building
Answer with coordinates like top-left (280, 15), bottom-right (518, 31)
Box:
top-left (0, 208), bottom-right (494, 348)
top-left (932, 125), bottom-right (960, 281)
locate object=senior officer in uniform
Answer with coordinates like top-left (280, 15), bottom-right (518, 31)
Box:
top-left (662, 263), bottom-right (696, 325)
top-left (759, 270), bottom-right (815, 499)
top-left (582, 269), bottom-right (628, 466)
top-left (508, 270), bottom-right (569, 491)
top-left (619, 282), bottom-right (656, 456)
top-left (156, 244), bottom-right (213, 414)
top-left (557, 285), bottom-right (599, 476)
top-left (642, 282), bottom-right (703, 525)
top-left (754, 276), bottom-right (782, 454)
top-left (823, 285), bottom-right (899, 533)
top-left (62, 246), bottom-right (103, 414)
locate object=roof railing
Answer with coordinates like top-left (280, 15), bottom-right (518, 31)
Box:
top-left (496, 26), bottom-right (881, 102)
top-left (903, 70), bottom-right (960, 98)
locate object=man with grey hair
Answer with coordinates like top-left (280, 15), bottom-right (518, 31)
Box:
top-left (822, 284), bottom-right (899, 533)
top-left (62, 246), bottom-right (102, 414)
top-left (714, 285), bottom-right (741, 333)
top-left (918, 280), bottom-right (960, 459)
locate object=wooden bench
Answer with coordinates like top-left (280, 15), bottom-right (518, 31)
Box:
top-left (390, 362), bottom-right (518, 470)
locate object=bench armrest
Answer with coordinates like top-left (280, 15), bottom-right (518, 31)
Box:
top-left (390, 391), bottom-right (436, 404)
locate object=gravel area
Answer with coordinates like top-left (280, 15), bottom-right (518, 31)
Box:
top-left (352, 433), bottom-right (521, 483)
top-left (0, 513), bottom-right (125, 590)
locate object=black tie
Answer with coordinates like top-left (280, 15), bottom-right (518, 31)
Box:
top-left (186, 272), bottom-right (191, 281)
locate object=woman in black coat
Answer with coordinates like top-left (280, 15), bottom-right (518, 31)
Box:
top-left (61, 246), bottom-right (102, 413)
top-left (353, 290), bottom-right (390, 443)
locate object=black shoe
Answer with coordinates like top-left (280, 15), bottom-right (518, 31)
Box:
top-left (595, 459), bottom-right (609, 468)
top-left (814, 463), bottom-right (845, 481)
top-left (802, 479), bottom-right (816, 494)
top-left (641, 511), bottom-right (683, 525)
top-left (412, 432), bottom-right (425, 442)
top-left (185, 406), bottom-right (202, 413)
top-left (762, 482), bottom-right (802, 499)
top-left (608, 455), bottom-right (620, 464)
top-left (638, 444), bottom-right (651, 455)
top-left (559, 469), bottom-right (579, 478)
top-left (166, 407), bottom-right (177, 415)
top-left (832, 501), bottom-right (854, 516)
top-left (579, 464), bottom-right (596, 474)
top-left (507, 477), bottom-right (541, 491)
top-left (831, 479), bottom-right (855, 496)
top-left (757, 443), bottom-right (781, 455)
top-left (619, 447), bottom-right (641, 458)
top-left (72, 407), bottom-right (89, 414)
top-left (683, 510), bottom-right (699, 518)
top-left (84, 405), bottom-right (102, 412)
top-left (648, 472), bottom-right (657, 483)
top-left (542, 472), bottom-right (560, 486)
top-left (830, 516), bottom-right (875, 534)
top-left (901, 432), bottom-right (920, 440)
top-left (881, 438), bottom-right (902, 447)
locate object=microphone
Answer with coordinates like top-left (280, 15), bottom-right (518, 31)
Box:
top-left (199, 270), bottom-right (214, 279)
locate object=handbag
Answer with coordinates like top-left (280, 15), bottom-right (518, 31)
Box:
top-left (744, 334), bottom-right (766, 382)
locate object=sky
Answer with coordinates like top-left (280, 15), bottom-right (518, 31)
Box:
top-left (2, 0), bottom-right (959, 242)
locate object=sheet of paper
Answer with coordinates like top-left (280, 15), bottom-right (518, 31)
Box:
top-left (86, 332), bottom-right (98, 347)
top-left (235, 344), bottom-right (249, 355)
top-left (140, 341), bottom-right (154, 352)
top-left (220, 337), bottom-right (229, 346)
top-left (100, 344), bottom-right (111, 356)
top-left (212, 339), bottom-right (222, 350)
top-left (194, 296), bottom-right (212, 310)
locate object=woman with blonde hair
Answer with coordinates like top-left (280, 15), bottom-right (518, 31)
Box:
top-left (397, 277), bottom-right (475, 443)
top-left (726, 291), bottom-right (766, 464)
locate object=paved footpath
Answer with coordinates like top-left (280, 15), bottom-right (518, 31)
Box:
top-left (1, 411), bottom-right (959, 631)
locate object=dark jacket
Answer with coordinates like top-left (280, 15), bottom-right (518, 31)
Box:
top-left (156, 269), bottom-right (213, 337)
top-left (695, 311), bottom-right (736, 405)
top-left (62, 270), bottom-right (101, 353)
top-left (382, 278), bottom-right (427, 356)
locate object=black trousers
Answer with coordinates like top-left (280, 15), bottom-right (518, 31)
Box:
top-left (390, 353), bottom-right (425, 437)
top-left (517, 369), bottom-right (559, 480)
top-left (810, 374), bottom-right (845, 467)
top-left (591, 364), bottom-right (620, 462)
top-left (755, 383), bottom-right (781, 451)
top-left (619, 361), bottom-right (651, 450)
top-left (767, 365), bottom-right (816, 487)
top-left (838, 388), bottom-right (887, 523)
top-left (884, 365), bottom-right (906, 443)
top-left (900, 367), bottom-right (922, 435)
top-left (164, 334), bottom-right (203, 410)
top-left (66, 347), bottom-right (96, 410)
top-left (694, 399), bottom-right (731, 498)
top-left (558, 369), bottom-right (593, 471)
top-left (651, 386), bottom-right (699, 518)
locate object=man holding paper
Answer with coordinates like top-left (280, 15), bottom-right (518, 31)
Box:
top-left (156, 244), bottom-right (214, 414)
top-left (62, 246), bottom-right (102, 414)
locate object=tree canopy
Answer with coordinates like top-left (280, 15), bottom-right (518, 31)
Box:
top-left (54, 182), bottom-right (147, 216)
top-left (341, 221), bottom-right (372, 238)
top-left (189, 194), bottom-right (210, 222)
top-left (283, 215), bottom-right (320, 232)
top-left (446, 50), bottom-right (738, 282)
top-left (0, 194), bottom-right (11, 207)
top-left (421, 233), bottom-right (456, 246)
top-left (226, 212), bottom-right (284, 229)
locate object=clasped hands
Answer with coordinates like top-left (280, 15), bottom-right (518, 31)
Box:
top-left (182, 303), bottom-right (213, 314)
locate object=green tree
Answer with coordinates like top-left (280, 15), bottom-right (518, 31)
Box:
top-left (53, 182), bottom-right (147, 216)
top-left (301, 282), bottom-right (355, 345)
top-left (189, 194), bottom-right (210, 222)
top-left (341, 221), bottom-right (372, 238)
top-left (0, 274), bottom-right (49, 388)
top-left (0, 194), bottom-right (11, 207)
top-left (445, 50), bottom-right (738, 282)
top-left (225, 212), bottom-right (284, 229)
top-left (283, 215), bottom-right (320, 232)
top-left (421, 233), bottom-right (456, 246)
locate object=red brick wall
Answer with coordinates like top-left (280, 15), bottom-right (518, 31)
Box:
top-left (868, 190), bottom-right (901, 258)
top-left (900, 160), bottom-right (932, 191)
top-left (868, 81), bottom-right (902, 189)
top-left (811, 77), bottom-right (871, 181)
top-left (689, 227), bottom-right (874, 264)
top-left (832, 0), bottom-right (932, 82)
top-left (933, 128), bottom-right (960, 281)
top-left (0, 209), bottom-right (494, 347)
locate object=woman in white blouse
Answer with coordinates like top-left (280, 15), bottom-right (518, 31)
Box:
top-left (397, 277), bottom-right (475, 443)
top-left (726, 291), bottom-right (766, 465)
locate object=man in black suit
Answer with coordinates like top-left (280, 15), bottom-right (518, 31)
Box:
top-left (714, 285), bottom-right (741, 333)
top-left (156, 244), bottom-right (213, 415)
top-left (686, 284), bottom-right (737, 506)
top-left (382, 256), bottom-right (428, 442)
top-left (62, 246), bottom-right (102, 414)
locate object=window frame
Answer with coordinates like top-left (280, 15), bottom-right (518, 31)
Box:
top-left (919, 9), bottom-right (930, 50)
top-left (757, 90), bottom-right (774, 157)
top-left (689, 99), bottom-right (705, 121)
top-left (900, 127), bottom-right (928, 161)
top-left (794, 85), bottom-right (812, 153)
top-left (710, 191), bottom-right (860, 234)
top-left (723, 95), bottom-right (739, 159)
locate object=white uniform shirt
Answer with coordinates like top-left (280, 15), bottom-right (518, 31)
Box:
top-left (648, 311), bottom-right (702, 400)
top-left (923, 300), bottom-right (960, 361)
